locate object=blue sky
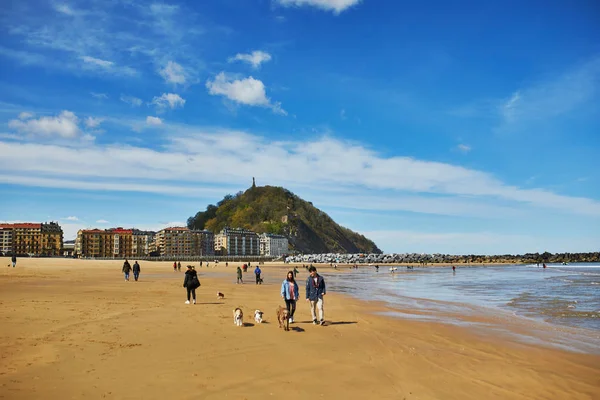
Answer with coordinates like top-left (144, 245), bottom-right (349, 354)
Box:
top-left (1, 0), bottom-right (599, 254)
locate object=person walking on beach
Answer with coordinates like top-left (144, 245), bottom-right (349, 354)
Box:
top-left (236, 266), bottom-right (243, 284)
top-left (133, 261), bottom-right (141, 281)
top-left (122, 259), bottom-right (132, 281)
top-left (293, 266), bottom-right (298, 278)
top-left (254, 265), bottom-right (262, 285)
top-left (11, 254), bottom-right (16, 268)
top-left (281, 271), bottom-right (299, 323)
top-left (306, 266), bottom-right (326, 325)
top-left (173, 261), bottom-right (177, 272)
top-left (177, 261), bottom-right (182, 272)
top-left (183, 266), bottom-right (200, 304)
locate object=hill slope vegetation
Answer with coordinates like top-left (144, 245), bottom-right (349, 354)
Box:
top-left (187, 185), bottom-right (382, 254)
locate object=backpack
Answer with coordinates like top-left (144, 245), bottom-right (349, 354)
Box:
top-left (190, 275), bottom-right (201, 289)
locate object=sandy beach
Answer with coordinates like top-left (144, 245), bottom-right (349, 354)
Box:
top-left (1, 258), bottom-right (598, 400)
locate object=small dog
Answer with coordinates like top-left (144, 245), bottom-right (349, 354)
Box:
top-left (254, 309), bottom-right (264, 324)
top-left (233, 308), bottom-right (243, 327)
top-left (276, 306), bottom-right (290, 331)
top-left (217, 292), bottom-right (225, 299)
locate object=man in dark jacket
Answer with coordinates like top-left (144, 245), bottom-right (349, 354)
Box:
top-left (305, 266), bottom-right (326, 325)
top-left (132, 261), bottom-right (141, 281)
top-left (254, 266), bottom-right (262, 285)
top-left (11, 254), bottom-right (17, 268)
top-left (122, 260), bottom-right (132, 281)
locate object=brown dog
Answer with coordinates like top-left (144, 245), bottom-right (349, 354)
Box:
top-left (276, 306), bottom-right (290, 331)
top-left (217, 292), bottom-right (225, 299)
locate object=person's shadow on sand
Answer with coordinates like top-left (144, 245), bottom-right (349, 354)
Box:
top-left (243, 322), bottom-right (255, 327)
top-left (327, 321), bottom-right (358, 325)
top-left (291, 326), bottom-right (305, 332)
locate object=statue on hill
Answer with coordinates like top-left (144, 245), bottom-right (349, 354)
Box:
top-left (252, 177), bottom-right (256, 188)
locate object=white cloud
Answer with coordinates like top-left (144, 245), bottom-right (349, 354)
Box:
top-left (96, 219), bottom-right (109, 224)
top-left (276, 0), bottom-right (362, 14)
top-left (121, 95), bottom-right (143, 107)
top-left (229, 51), bottom-right (272, 69)
top-left (151, 93), bottom-right (186, 110)
top-left (499, 57), bottom-right (600, 128)
top-left (206, 72), bottom-right (286, 115)
top-left (85, 117), bottom-right (103, 128)
top-left (91, 92), bottom-right (108, 100)
top-left (18, 112), bottom-right (33, 120)
top-left (456, 144), bottom-right (471, 153)
top-left (81, 56), bottom-right (114, 68)
top-left (54, 3), bottom-right (76, 16)
top-left (501, 91), bottom-right (521, 122)
top-left (8, 110), bottom-right (81, 138)
top-left (146, 116), bottom-right (163, 126)
top-left (159, 61), bottom-right (187, 84)
top-left (361, 230), bottom-right (600, 255)
top-left (3, 1), bottom-right (196, 78)
top-left (1, 127), bottom-right (599, 219)
top-left (64, 216), bottom-right (79, 221)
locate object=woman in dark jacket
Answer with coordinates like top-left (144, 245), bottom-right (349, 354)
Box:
top-left (183, 266), bottom-right (200, 304)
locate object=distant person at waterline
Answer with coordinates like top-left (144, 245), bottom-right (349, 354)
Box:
top-left (11, 254), bottom-right (16, 268)
top-left (133, 261), bottom-right (141, 281)
top-left (122, 259), bottom-right (132, 281)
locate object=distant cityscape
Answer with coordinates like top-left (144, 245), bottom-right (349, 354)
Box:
top-left (0, 222), bottom-right (289, 258)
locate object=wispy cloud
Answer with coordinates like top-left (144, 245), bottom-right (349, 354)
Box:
top-left (64, 216), bottom-right (79, 221)
top-left (91, 92), bottom-right (108, 100)
top-left (229, 51), bottom-right (272, 69)
top-left (151, 93), bottom-right (186, 110)
top-left (456, 144), bottom-right (471, 153)
top-left (85, 117), bottom-right (103, 128)
top-left (96, 219), bottom-right (109, 224)
top-left (1, 124), bottom-right (599, 218)
top-left (18, 112), bottom-right (33, 120)
top-left (362, 230), bottom-right (600, 254)
top-left (276, 0), bottom-right (362, 14)
top-left (206, 72), bottom-right (286, 115)
top-left (3, 1), bottom-right (205, 79)
top-left (81, 56), bottom-right (114, 68)
top-left (499, 57), bottom-right (600, 128)
top-left (121, 95), bottom-right (143, 107)
top-left (159, 61), bottom-right (188, 84)
top-left (8, 111), bottom-right (81, 138)
top-left (146, 116), bottom-right (163, 126)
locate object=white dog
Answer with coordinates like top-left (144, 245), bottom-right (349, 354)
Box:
top-left (254, 309), bottom-right (264, 324)
top-left (233, 308), bottom-right (243, 327)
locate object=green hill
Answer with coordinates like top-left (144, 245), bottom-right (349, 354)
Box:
top-left (187, 185), bottom-right (382, 254)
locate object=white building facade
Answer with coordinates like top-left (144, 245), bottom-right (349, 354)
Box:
top-left (259, 233), bottom-right (289, 257)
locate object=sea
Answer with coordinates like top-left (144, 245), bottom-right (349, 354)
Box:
top-left (321, 263), bottom-right (600, 354)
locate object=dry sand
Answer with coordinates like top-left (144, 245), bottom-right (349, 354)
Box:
top-left (1, 258), bottom-right (598, 400)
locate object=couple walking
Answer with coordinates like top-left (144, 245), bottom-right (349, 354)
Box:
top-left (122, 260), bottom-right (141, 281)
top-left (281, 266), bottom-right (326, 326)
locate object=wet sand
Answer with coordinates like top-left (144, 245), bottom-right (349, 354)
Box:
top-left (1, 258), bottom-right (598, 400)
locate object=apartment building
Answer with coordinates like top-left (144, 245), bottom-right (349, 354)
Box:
top-left (214, 227), bottom-right (259, 256)
top-left (132, 229), bottom-right (156, 257)
top-left (76, 227), bottom-right (149, 258)
top-left (0, 222), bottom-right (63, 256)
top-left (155, 227), bottom-right (214, 256)
top-left (259, 233), bottom-right (289, 257)
top-left (0, 225), bottom-right (13, 254)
